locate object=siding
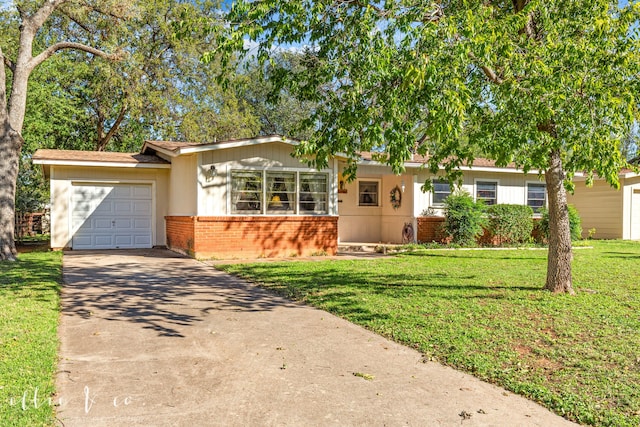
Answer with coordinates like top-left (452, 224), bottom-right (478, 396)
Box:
top-left (168, 155), bottom-right (197, 216)
top-left (198, 144), bottom-right (336, 216)
top-left (567, 180), bottom-right (624, 239)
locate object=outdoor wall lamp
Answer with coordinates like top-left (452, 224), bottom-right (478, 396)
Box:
top-left (401, 180), bottom-right (405, 193)
top-left (205, 165), bottom-right (217, 180)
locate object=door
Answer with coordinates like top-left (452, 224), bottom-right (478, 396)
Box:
top-left (71, 183), bottom-right (153, 249)
top-left (631, 189), bottom-right (640, 240)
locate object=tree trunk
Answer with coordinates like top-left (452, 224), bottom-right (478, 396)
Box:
top-left (0, 117), bottom-right (23, 261)
top-left (544, 149), bottom-right (575, 294)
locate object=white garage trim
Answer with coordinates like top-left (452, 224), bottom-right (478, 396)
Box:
top-left (69, 180), bottom-right (157, 249)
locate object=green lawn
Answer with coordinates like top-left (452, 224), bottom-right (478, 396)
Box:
top-left (218, 240), bottom-right (640, 427)
top-left (0, 251), bottom-right (61, 427)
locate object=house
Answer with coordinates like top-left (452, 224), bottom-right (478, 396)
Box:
top-left (567, 170), bottom-right (640, 240)
top-left (33, 134), bottom-right (637, 259)
top-left (33, 136), bottom-right (339, 259)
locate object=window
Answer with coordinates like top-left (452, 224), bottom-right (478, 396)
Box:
top-left (230, 170), bottom-right (329, 215)
top-left (359, 181), bottom-right (379, 206)
top-left (432, 180), bottom-right (451, 206)
top-left (231, 171), bottom-right (263, 214)
top-left (527, 183), bottom-right (546, 213)
top-left (476, 181), bottom-right (497, 205)
top-left (267, 172), bottom-right (296, 214)
top-left (300, 173), bottom-right (328, 214)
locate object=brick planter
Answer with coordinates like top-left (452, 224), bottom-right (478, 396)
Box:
top-left (166, 216), bottom-right (338, 259)
top-left (416, 217), bottom-right (446, 243)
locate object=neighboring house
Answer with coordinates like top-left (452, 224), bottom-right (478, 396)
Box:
top-left (32, 134), bottom-right (640, 259)
top-left (568, 170), bottom-right (640, 240)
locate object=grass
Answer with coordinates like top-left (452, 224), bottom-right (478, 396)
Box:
top-left (0, 250), bottom-right (62, 427)
top-left (218, 240), bottom-right (640, 426)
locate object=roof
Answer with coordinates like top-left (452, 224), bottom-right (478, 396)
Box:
top-left (358, 151), bottom-right (524, 172)
top-left (142, 135), bottom-right (297, 157)
top-left (32, 149), bottom-right (170, 165)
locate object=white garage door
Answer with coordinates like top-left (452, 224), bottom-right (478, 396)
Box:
top-left (71, 183), bottom-right (153, 249)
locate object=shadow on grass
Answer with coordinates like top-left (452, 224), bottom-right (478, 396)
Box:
top-left (602, 251), bottom-right (640, 259)
top-left (0, 252), bottom-right (61, 298)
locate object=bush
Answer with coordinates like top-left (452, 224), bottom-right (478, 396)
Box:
top-left (537, 204), bottom-right (582, 241)
top-left (486, 204), bottom-right (534, 245)
top-left (443, 191), bottom-right (486, 246)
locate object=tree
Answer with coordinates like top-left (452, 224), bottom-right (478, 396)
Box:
top-left (236, 52), bottom-right (317, 139)
top-left (216, 0), bottom-right (640, 293)
top-left (0, 0), bottom-right (131, 261)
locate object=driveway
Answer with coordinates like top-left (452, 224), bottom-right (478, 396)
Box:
top-left (57, 249), bottom-right (575, 426)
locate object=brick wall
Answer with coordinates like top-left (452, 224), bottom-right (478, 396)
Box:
top-left (165, 216), bottom-right (196, 257)
top-left (417, 216), bottom-right (544, 245)
top-left (416, 217), bottom-right (446, 243)
top-left (165, 216), bottom-right (338, 259)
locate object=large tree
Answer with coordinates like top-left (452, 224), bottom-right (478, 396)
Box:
top-left (217, 0), bottom-right (640, 293)
top-left (0, 0), bottom-right (135, 260)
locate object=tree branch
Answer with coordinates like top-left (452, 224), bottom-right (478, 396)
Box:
top-left (0, 47), bottom-right (7, 114)
top-left (97, 104), bottom-right (128, 151)
top-left (26, 0), bottom-right (68, 32)
top-left (30, 42), bottom-right (121, 71)
top-left (468, 52), bottom-right (504, 84)
top-left (3, 55), bottom-right (15, 74)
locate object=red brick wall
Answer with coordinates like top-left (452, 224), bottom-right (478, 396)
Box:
top-left (417, 217), bottom-right (446, 243)
top-left (417, 216), bottom-right (544, 245)
top-left (165, 216), bottom-right (196, 257)
top-left (165, 216), bottom-right (338, 259)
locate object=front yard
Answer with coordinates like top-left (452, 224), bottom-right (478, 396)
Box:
top-left (219, 240), bottom-right (640, 427)
top-left (0, 251), bottom-right (61, 426)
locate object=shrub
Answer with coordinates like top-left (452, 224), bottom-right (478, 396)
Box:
top-left (443, 190), bottom-right (486, 246)
top-left (537, 205), bottom-right (583, 241)
top-left (486, 204), bottom-right (534, 245)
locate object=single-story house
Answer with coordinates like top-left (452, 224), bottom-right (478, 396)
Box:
top-left (32, 135), bottom-right (640, 258)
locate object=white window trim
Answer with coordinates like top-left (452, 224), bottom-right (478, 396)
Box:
top-left (430, 178), bottom-right (452, 208)
top-left (474, 179), bottom-right (499, 205)
top-left (357, 178), bottom-right (381, 207)
top-left (227, 168), bottom-right (332, 216)
top-left (526, 181), bottom-right (547, 215)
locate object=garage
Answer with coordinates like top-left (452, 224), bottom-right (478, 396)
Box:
top-left (71, 183), bottom-right (154, 249)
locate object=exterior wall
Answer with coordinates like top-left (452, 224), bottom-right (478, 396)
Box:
top-left (168, 155), bottom-right (197, 215)
top-left (197, 143), bottom-right (337, 216)
top-left (417, 217), bottom-right (446, 243)
top-left (338, 163), bottom-right (415, 243)
top-left (165, 215), bottom-right (338, 259)
top-left (412, 169), bottom-right (546, 216)
top-left (621, 176), bottom-right (640, 240)
top-left (339, 164), bottom-right (546, 244)
top-left (48, 165), bottom-right (169, 249)
top-left (568, 180), bottom-right (624, 239)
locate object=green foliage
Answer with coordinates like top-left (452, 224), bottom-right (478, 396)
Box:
top-left (443, 191), bottom-right (486, 246)
top-left (0, 251), bottom-right (61, 426)
top-left (15, 158), bottom-right (48, 214)
top-left (219, 240), bottom-right (640, 426)
top-left (486, 204), bottom-right (534, 245)
top-left (217, 0), bottom-right (640, 184)
top-left (235, 52), bottom-right (317, 139)
top-left (538, 205), bottom-right (583, 241)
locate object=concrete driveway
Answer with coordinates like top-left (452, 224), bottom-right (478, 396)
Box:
top-left (56, 249), bottom-right (575, 426)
